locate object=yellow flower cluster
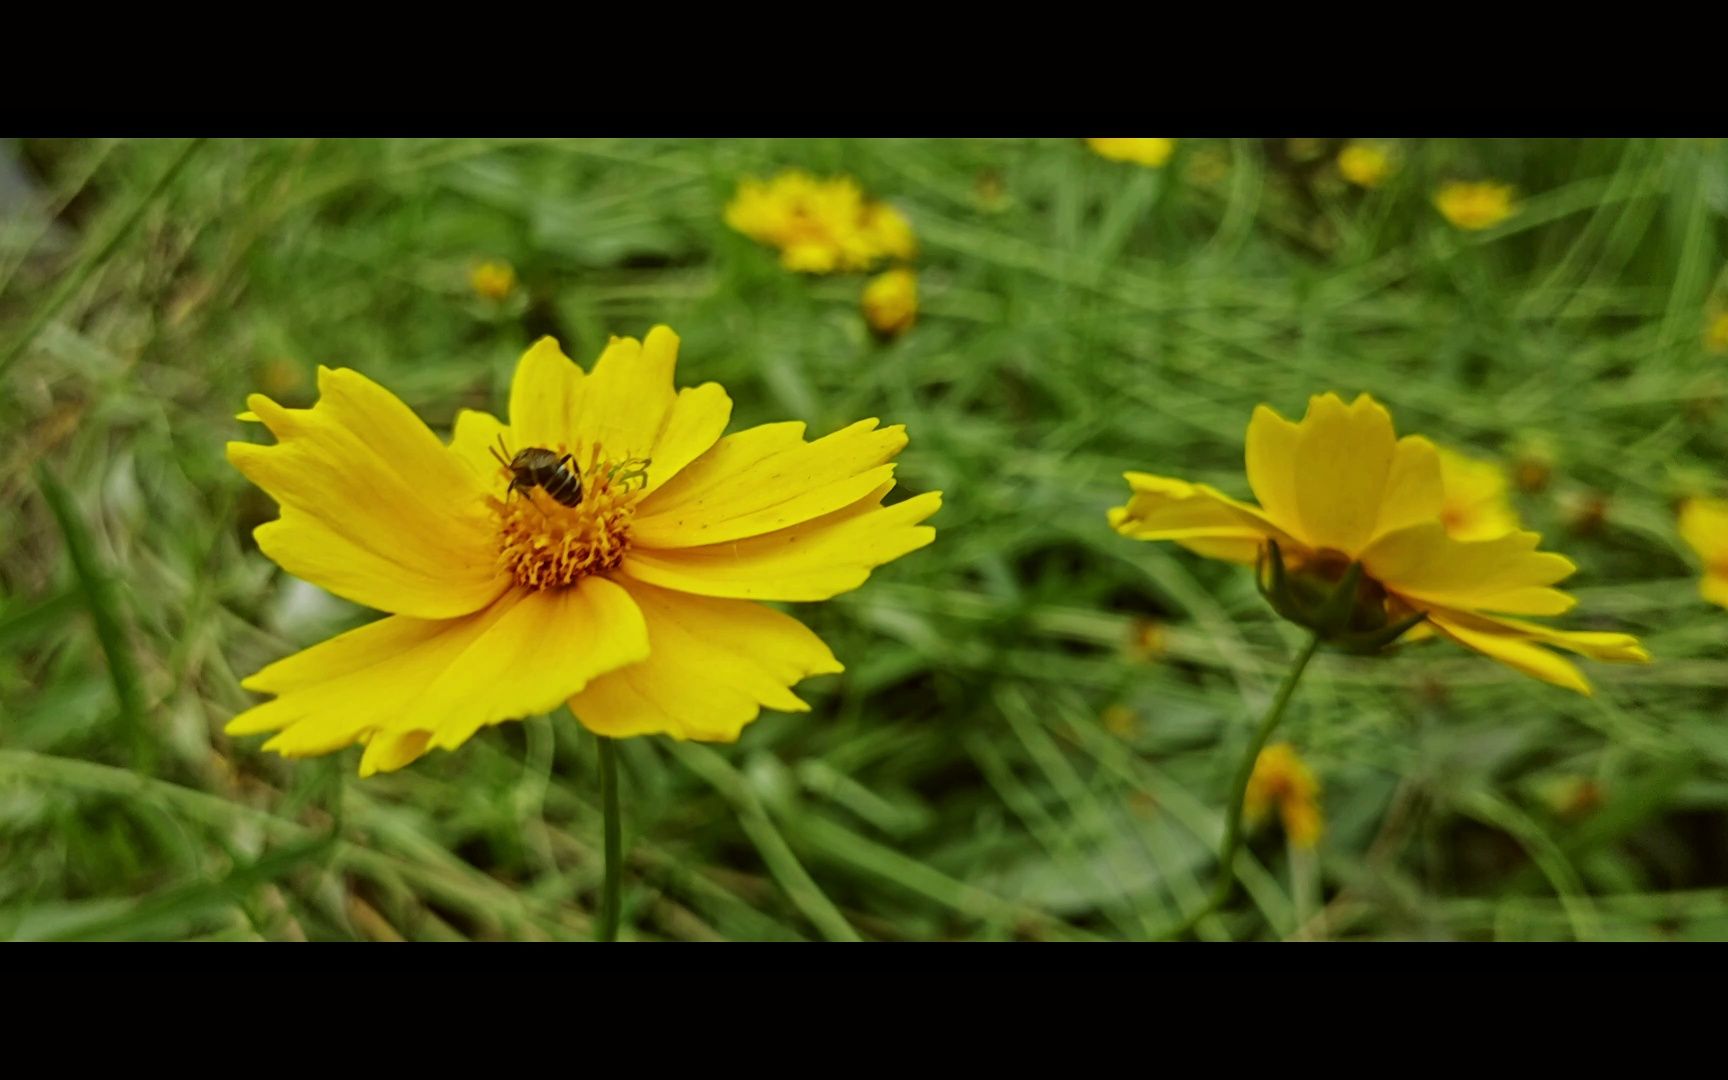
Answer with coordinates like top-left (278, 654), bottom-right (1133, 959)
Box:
top-left (1435, 180), bottom-right (1518, 230)
top-left (725, 170), bottom-right (915, 275)
top-left (1086, 138), bottom-right (1176, 169)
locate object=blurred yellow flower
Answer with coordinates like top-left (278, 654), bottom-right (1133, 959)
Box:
top-left (1285, 138), bottom-right (1328, 163)
top-left (1108, 392), bottom-right (1649, 693)
top-left (1434, 180), bottom-right (1518, 230)
top-left (862, 267), bottom-right (918, 339)
top-left (1086, 138), bottom-right (1176, 168)
top-left (1337, 142), bottom-right (1395, 188)
top-left (1678, 497), bottom-right (1728, 608)
top-left (226, 327), bottom-right (941, 775)
top-left (1437, 445), bottom-right (1520, 540)
top-left (725, 170), bottom-right (916, 274)
top-left (1126, 616), bottom-right (1168, 662)
top-left (1244, 742), bottom-right (1322, 849)
top-left (1707, 310), bottom-right (1728, 354)
top-left (469, 260), bottom-right (517, 301)
top-left (1102, 704), bottom-right (1137, 738)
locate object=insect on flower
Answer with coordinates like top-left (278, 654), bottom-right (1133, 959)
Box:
top-left (489, 434), bottom-right (586, 509)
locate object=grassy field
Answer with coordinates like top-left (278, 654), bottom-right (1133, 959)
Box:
top-left (2, 137), bottom-right (1727, 942)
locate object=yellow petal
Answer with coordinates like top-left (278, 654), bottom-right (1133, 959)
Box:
top-left (226, 579), bottom-right (649, 776)
top-left (1424, 609), bottom-right (1592, 694)
top-left (567, 326), bottom-right (679, 463)
top-left (1363, 523), bottom-right (1578, 615)
top-left (1439, 609), bottom-right (1651, 663)
top-left (448, 408), bottom-right (510, 493)
top-left (1701, 572), bottom-right (1728, 609)
top-left (1289, 393), bottom-right (1397, 554)
top-left (1244, 405), bottom-right (1303, 536)
top-left (1109, 472), bottom-right (1302, 565)
top-left (623, 484), bottom-right (940, 601)
top-left (1373, 435), bottom-right (1446, 539)
top-left (1678, 497), bottom-right (1728, 564)
top-left (644, 383), bottom-right (733, 494)
top-left (228, 369), bottom-right (508, 619)
top-left (632, 418), bottom-right (906, 549)
top-left (508, 337), bottom-right (585, 451)
top-left (569, 580), bottom-right (842, 742)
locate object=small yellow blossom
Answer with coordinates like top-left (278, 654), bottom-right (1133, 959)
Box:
top-left (1706, 310), bottom-right (1728, 354)
top-left (1539, 775), bottom-right (1605, 820)
top-left (1510, 439), bottom-right (1555, 495)
top-left (1678, 496), bottom-right (1728, 608)
top-left (1434, 180), bottom-right (1518, 231)
top-left (258, 357), bottom-right (306, 399)
top-left (1086, 138), bottom-right (1176, 169)
top-left (1437, 445), bottom-right (1520, 540)
top-left (1125, 617), bottom-right (1168, 662)
top-left (1244, 743), bottom-right (1323, 849)
top-left (1337, 142), bottom-right (1395, 188)
top-left (1108, 393), bottom-right (1650, 693)
top-left (861, 267), bottom-right (918, 339)
top-left (1285, 138), bottom-right (1328, 163)
top-left (1102, 704), bottom-right (1137, 738)
top-left (226, 327), bottom-right (941, 775)
top-left (469, 260), bottom-right (517, 301)
top-left (725, 170), bottom-right (916, 274)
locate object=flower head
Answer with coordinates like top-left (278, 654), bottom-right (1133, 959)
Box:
top-left (1337, 142), bottom-right (1395, 189)
top-left (1244, 743), bottom-right (1323, 849)
top-left (227, 327), bottom-right (941, 775)
top-left (1108, 393), bottom-right (1649, 693)
top-left (1434, 180), bottom-right (1518, 230)
top-left (1437, 445), bottom-right (1520, 540)
top-left (1707, 309), bottom-right (1728, 354)
top-left (1678, 497), bottom-right (1728, 609)
top-left (469, 259), bottom-right (517, 301)
top-left (1086, 138), bottom-right (1176, 169)
top-left (861, 267), bottom-right (918, 339)
top-left (725, 170), bottom-right (916, 274)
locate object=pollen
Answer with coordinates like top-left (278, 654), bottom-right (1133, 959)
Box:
top-left (493, 452), bottom-right (644, 590)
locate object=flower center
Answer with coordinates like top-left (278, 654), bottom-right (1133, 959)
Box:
top-left (492, 449), bottom-right (647, 590)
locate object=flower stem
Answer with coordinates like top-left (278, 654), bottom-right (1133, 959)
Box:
top-left (1168, 630), bottom-right (1322, 939)
top-left (597, 735), bottom-right (622, 942)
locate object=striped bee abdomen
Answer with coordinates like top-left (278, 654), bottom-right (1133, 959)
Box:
top-left (508, 447), bottom-right (584, 508)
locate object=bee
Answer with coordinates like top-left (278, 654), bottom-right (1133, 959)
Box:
top-left (489, 434), bottom-right (583, 509)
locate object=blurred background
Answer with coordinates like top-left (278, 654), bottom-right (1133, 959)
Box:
top-left (2, 137), bottom-right (1726, 942)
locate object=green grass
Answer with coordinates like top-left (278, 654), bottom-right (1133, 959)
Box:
top-left (2, 136), bottom-right (1727, 942)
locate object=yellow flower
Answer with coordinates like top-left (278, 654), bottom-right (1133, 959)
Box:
top-left (1706, 309), bottom-right (1728, 354)
top-left (1186, 147), bottom-right (1230, 187)
top-left (469, 260), bottom-right (517, 301)
top-left (725, 170), bottom-right (916, 274)
top-left (861, 267), bottom-right (918, 339)
top-left (1243, 743), bottom-right (1323, 849)
top-left (1434, 180), bottom-right (1518, 230)
top-left (1337, 142), bottom-right (1395, 188)
top-left (1086, 138), bottom-right (1176, 168)
top-left (1108, 393), bottom-right (1649, 693)
top-left (1678, 497), bottom-right (1728, 608)
top-left (1437, 445), bottom-right (1520, 540)
top-left (226, 327), bottom-right (942, 775)
top-left (1102, 704), bottom-right (1137, 738)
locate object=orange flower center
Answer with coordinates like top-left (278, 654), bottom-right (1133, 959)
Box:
top-left (491, 449), bottom-right (646, 590)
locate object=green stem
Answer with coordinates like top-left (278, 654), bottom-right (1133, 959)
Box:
top-left (597, 735), bottom-right (622, 942)
top-left (1167, 630), bottom-right (1322, 939)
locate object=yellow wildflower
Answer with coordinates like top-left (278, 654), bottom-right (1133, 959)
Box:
top-left (1108, 393), bottom-right (1649, 693)
top-left (1434, 180), bottom-right (1518, 230)
top-left (1125, 616), bottom-right (1168, 662)
top-left (861, 267), bottom-right (918, 339)
top-left (1437, 445), bottom-right (1520, 540)
top-left (1337, 142), bottom-right (1395, 188)
top-left (469, 260), bottom-right (517, 301)
top-left (1243, 743), bottom-right (1323, 849)
top-left (1706, 309), bottom-right (1728, 354)
top-left (1678, 496), bottom-right (1728, 608)
top-left (226, 327), bottom-right (942, 775)
top-left (725, 170), bottom-right (916, 274)
top-left (1102, 704), bottom-right (1137, 738)
top-left (1086, 138), bottom-right (1176, 168)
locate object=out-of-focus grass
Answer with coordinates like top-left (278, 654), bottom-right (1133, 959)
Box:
top-left (2, 137), bottom-right (1727, 941)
